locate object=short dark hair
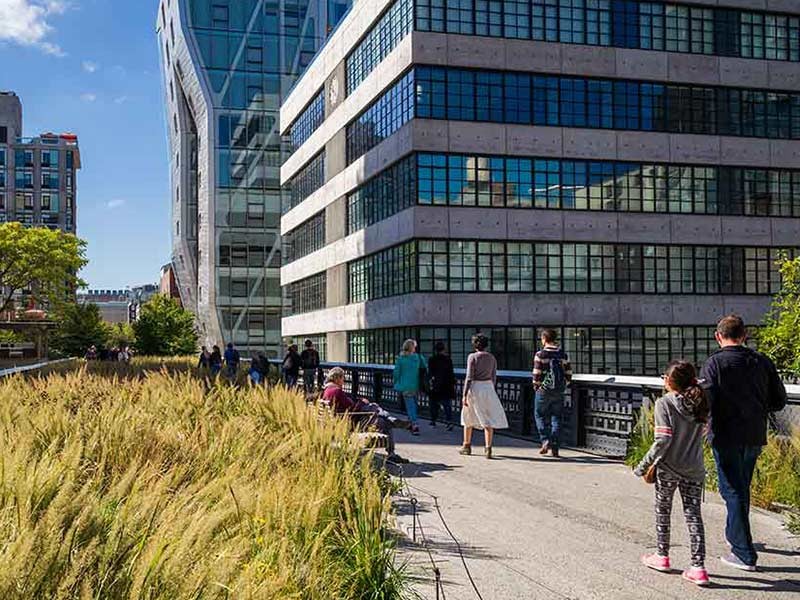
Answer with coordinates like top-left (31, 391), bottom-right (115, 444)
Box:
top-left (434, 341), bottom-right (446, 353)
top-left (716, 315), bottom-right (746, 341)
top-left (472, 334), bottom-right (489, 351)
top-left (289, 344), bottom-right (298, 352)
top-left (227, 342), bottom-right (233, 349)
top-left (304, 339), bottom-right (313, 347)
top-left (541, 328), bottom-right (558, 344)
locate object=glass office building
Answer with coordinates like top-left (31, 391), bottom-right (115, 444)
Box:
top-left (157, 0), bottom-right (349, 357)
top-left (280, 0), bottom-right (800, 374)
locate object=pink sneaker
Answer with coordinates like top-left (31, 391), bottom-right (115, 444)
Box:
top-left (641, 553), bottom-right (671, 572)
top-left (682, 567), bottom-right (710, 586)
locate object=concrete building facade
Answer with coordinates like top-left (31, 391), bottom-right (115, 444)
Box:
top-left (0, 91), bottom-right (79, 234)
top-left (156, 0), bottom-right (349, 358)
top-left (280, 0), bottom-right (800, 374)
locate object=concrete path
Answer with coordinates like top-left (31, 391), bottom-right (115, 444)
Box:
top-left (389, 422), bottom-right (800, 600)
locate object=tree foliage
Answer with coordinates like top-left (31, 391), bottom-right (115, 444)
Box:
top-left (760, 256), bottom-right (800, 378)
top-left (50, 303), bottom-right (108, 358)
top-left (132, 295), bottom-right (197, 356)
top-left (106, 322), bottom-right (135, 349)
top-left (0, 222), bottom-right (87, 315)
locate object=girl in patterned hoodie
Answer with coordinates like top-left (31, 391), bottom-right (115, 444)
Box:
top-left (634, 360), bottom-right (710, 586)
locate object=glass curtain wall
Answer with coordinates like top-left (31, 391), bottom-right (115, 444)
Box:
top-left (187, 0), bottom-right (348, 357)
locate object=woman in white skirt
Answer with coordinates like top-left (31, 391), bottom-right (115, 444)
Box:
top-left (459, 334), bottom-right (509, 459)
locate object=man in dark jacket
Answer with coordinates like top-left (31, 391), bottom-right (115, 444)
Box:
top-left (282, 344), bottom-right (301, 388)
top-left (427, 341), bottom-right (455, 430)
top-left (700, 315), bottom-right (787, 572)
top-left (300, 339), bottom-right (321, 393)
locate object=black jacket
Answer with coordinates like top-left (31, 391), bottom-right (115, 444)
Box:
top-left (427, 353), bottom-right (455, 398)
top-left (700, 345), bottom-right (787, 448)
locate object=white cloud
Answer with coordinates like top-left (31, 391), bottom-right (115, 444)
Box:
top-left (106, 199), bottom-right (125, 210)
top-left (113, 95), bottom-right (128, 105)
top-left (0, 0), bottom-right (71, 56)
top-left (80, 92), bottom-right (97, 102)
top-left (82, 60), bottom-right (98, 73)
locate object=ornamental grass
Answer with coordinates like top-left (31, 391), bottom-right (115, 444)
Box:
top-left (0, 359), bottom-right (408, 599)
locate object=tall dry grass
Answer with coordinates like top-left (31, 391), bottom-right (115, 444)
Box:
top-left (0, 359), bottom-right (407, 599)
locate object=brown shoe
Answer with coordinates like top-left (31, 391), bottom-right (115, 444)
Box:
top-left (539, 440), bottom-right (550, 455)
top-left (459, 444), bottom-right (472, 456)
top-left (485, 446), bottom-right (493, 459)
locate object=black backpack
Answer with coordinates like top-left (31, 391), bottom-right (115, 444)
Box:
top-left (541, 350), bottom-right (566, 392)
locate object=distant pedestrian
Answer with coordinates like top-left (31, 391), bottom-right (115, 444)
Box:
top-left (248, 353), bottom-right (263, 385)
top-left (224, 342), bottom-right (240, 378)
top-left (459, 334), bottom-right (508, 459)
top-left (700, 315), bottom-right (787, 572)
top-left (209, 345), bottom-right (222, 376)
top-left (300, 339), bottom-right (321, 394)
top-left (635, 360), bottom-right (710, 587)
top-left (393, 339), bottom-right (426, 436)
top-left (255, 351), bottom-right (270, 385)
top-left (427, 341), bottom-right (455, 430)
top-left (198, 346), bottom-right (211, 370)
top-left (532, 329), bottom-right (572, 458)
top-left (84, 345), bottom-right (97, 360)
top-left (282, 344), bottom-right (301, 388)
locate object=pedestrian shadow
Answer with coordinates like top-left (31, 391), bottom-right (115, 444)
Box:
top-left (754, 543), bottom-right (800, 558)
top-left (395, 531), bottom-right (501, 562)
top-left (386, 460), bottom-right (458, 479)
top-left (498, 454), bottom-right (621, 465)
top-left (708, 573), bottom-right (800, 593)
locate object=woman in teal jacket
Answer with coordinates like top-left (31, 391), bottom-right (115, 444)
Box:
top-left (394, 339), bottom-right (426, 435)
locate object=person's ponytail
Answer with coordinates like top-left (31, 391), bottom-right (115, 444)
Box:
top-left (664, 360), bottom-right (709, 423)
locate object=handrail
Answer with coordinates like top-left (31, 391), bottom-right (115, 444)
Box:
top-left (0, 358), bottom-right (75, 378)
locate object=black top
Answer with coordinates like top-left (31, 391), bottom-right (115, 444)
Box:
top-left (282, 350), bottom-right (301, 376)
top-left (300, 348), bottom-right (320, 369)
top-left (427, 353), bottom-right (455, 397)
top-left (700, 346), bottom-right (787, 448)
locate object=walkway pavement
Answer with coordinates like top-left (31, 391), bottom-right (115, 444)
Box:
top-left (390, 423), bottom-right (800, 600)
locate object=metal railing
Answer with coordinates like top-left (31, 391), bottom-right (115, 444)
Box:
top-left (271, 360), bottom-right (800, 457)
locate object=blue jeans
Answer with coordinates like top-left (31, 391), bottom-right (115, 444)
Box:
top-left (284, 373), bottom-right (298, 388)
top-left (713, 445), bottom-right (762, 566)
top-left (535, 389), bottom-right (564, 448)
top-left (402, 392), bottom-right (418, 424)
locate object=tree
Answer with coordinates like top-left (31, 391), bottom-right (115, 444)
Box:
top-left (50, 303), bottom-right (108, 357)
top-left (0, 222), bottom-right (87, 315)
top-left (760, 256), bottom-right (800, 378)
top-left (106, 322), bottom-right (135, 349)
top-left (132, 295), bottom-right (197, 356)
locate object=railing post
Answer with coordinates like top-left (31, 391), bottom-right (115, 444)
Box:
top-left (521, 382), bottom-right (534, 436)
top-left (351, 368), bottom-right (360, 398)
top-left (373, 369), bottom-right (383, 404)
top-left (574, 384), bottom-right (586, 448)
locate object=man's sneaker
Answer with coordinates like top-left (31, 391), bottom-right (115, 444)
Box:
top-left (720, 553), bottom-right (757, 572)
top-left (539, 440), bottom-right (550, 455)
top-left (411, 425), bottom-right (420, 436)
top-left (551, 447), bottom-right (560, 458)
top-left (641, 553), bottom-right (671, 572)
top-left (682, 567), bottom-right (710, 586)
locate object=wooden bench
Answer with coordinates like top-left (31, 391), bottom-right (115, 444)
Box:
top-left (316, 398), bottom-right (388, 450)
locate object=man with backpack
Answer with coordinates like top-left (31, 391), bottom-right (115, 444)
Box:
top-left (700, 315), bottom-right (787, 572)
top-left (532, 329), bottom-right (572, 458)
top-left (300, 339), bottom-right (321, 394)
top-left (224, 342), bottom-right (240, 379)
top-left (281, 343), bottom-right (301, 388)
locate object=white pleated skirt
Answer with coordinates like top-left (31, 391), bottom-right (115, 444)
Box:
top-left (461, 380), bottom-right (509, 430)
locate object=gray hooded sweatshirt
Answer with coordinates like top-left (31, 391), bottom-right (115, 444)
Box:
top-left (634, 392), bottom-right (706, 482)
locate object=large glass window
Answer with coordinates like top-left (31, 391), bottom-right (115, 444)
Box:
top-left (349, 239), bottom-right (798, 301)
top-left (287, 272), bottom-right (327, 315)
top-left (348, 324), bottom-right (719, 374)
top-left (347, 154), bottom-right (416, 234)
top-left (289, 91), bottom-right (324, 150)
top-left (283, 211), bottom-right (326, 264)
top-left (285, 150), bottom-right (325, 212)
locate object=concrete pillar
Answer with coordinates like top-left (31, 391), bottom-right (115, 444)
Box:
top-left (326, 263), bottom-right (348, 308)
top-left (327, 331), bottom-right (348, 362)
top-left (325, 129), bottom-right (347, 182)
top-left (325, 196), bottom-right (347, 244)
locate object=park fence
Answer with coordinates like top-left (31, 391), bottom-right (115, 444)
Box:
top-left (272, 360), bottom-right (800, 458)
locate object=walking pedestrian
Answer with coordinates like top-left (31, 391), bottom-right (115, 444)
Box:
top-left (459, 334), bottom-right (509, 459)
top-left (635, 360), bottom-right (711, 586)
top-left (532, 329), bottom-right (572, 458)
top-left (393, 339), bottom-right (426, 435)
top-left (282, 344), bottom-right (301, 388)
top-left (198, 346), bottom-right (211, 370)
top-left (700, 315), bottom-right (787, 572)
top-left (209, 345), bottom-right (222, 376)
top-left (248, 352), bottom-right (263, 385)
top-left (300, 339), bottom-right (321, 394)
top-left (224, 342), bottom-right (240, 378)
top-left (427, 341), bottom-right (455, 430)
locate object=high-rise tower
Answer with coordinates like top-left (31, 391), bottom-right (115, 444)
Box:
top-left (157, 0), bottom-right (349, 357)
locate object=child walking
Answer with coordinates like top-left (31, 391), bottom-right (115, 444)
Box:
top-left (634, 360), bottom-right (710, 587)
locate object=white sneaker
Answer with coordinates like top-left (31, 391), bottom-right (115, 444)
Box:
top-left (720, 553), bottom-right (757, 572)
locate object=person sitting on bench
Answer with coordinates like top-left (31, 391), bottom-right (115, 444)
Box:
top-left (322, 367), bottom-right (410, 464)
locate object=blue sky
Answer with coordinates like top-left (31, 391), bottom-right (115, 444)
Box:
top-left (0, 0), bottom-right (170, 289)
